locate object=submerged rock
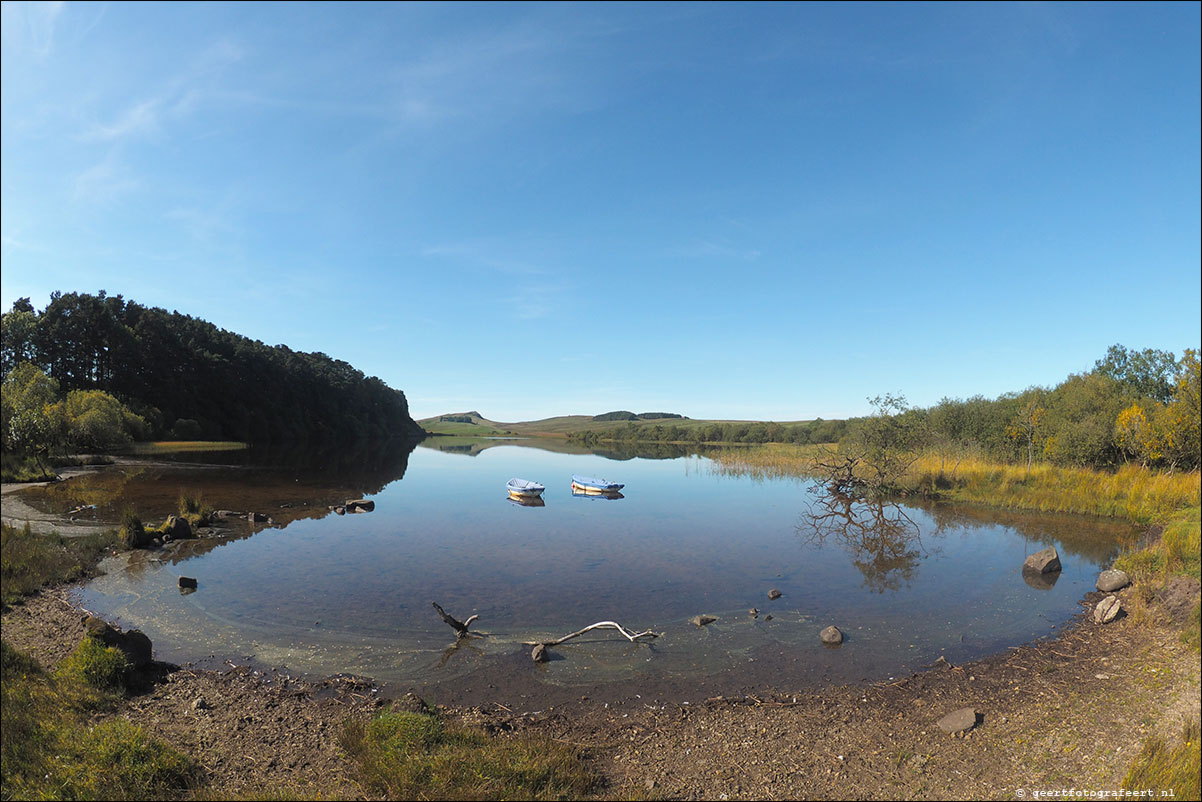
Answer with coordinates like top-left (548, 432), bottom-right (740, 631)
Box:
top-left (691, 615), bottom-right (718, 627)
top-left (768, 589), bottom-right (782, 600)
top-left (820, 625), bottom-right (843, 645)
top-left (531, 643), bottom-right (549, 663)
top-left (1023, 547), bottom-right (1061, 575)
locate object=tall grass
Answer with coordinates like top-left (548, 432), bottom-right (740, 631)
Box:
top-left (710, 444), bottom-right (1200, 524)
top-left (1, 523), bottom-right (116, 606)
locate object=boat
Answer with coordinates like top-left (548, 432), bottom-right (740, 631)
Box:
top-left (570, 474), bottom-right (624, 494)
top-left (506, 478), bottom-right (546, 498)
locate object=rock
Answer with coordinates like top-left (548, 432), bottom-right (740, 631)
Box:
top-left (248, 511), bottom-right (272, 523)
top-left (763, 614), bottom-right (773, 621)
top-left (531, 643), bottom-right (549, 663)
top-left (192, 696), bottom-right (210, 711)
top-left (820, 625), bottom-right (843, 645)
top-left (333, 506), bottom-right (346, 516)
top-left (214, 510), bottom-right (242, 519)
top-left (179, 576), bottom-right (198, 590)
top-left (1023, 546), bottom-right (1061, 574)
top-left (83, 616), bottom-right (153, 667)
top-left (691, 615), bottom-right (717, 627)
top-left (1094, 595), bottom-right (1122, 624)
top-left (1096, 569), bottom-right (1131, 593)
top-left (936, 707), bottom-right (979, 735)
top-left (164, 514), bottom-right (193, 540)
top-left (392, 692), bottom-right (430, 714)
top-left (749, 608), bottom-right (759, 617)
top-left (346, 499), bottom-right (375, 513)
top-left (768, 589), bottom-right (782, 600)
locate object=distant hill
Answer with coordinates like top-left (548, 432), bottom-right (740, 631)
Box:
top-left (419, 410), bottom-right (841, 444)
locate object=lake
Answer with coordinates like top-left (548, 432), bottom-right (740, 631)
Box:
top-left (16, 438), bottom-right (1133, 701)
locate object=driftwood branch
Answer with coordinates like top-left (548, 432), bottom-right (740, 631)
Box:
top-left (530, 621), bottom-right (660, 662)
top-left (432, 602), bottom-right (479, 638)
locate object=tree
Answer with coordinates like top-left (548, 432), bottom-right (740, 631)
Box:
top-left (1094, 344), bottom-right (1180, 403)
top-left (1006, 390), bottom-right (1048, 475)
top-left (1, 363), bottom-right (65, 476)
top-left (1161, 349), bottom-right (1200, 470)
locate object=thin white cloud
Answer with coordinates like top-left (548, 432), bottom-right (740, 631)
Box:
top-left (2, 1), bottom-right (64, 58)
top-left (71, 155), bottom-right (140, 203)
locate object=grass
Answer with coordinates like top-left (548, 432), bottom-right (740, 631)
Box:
top-left (125, 440), bottom-right (247, 454)
top-left (341, 708), bottom-right (602, 800)
top-left (1, 522), bottom-right (117, 606)
top-left (1, 639), bottom-right (199, 800)
top-left (709, 443), bottom-right (1201, 523)
top-left (1122, 718), bottom-right (1201, 799)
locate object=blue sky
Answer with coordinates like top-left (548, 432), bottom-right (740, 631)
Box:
top-left (2, 2), bottom-right (1199, 422)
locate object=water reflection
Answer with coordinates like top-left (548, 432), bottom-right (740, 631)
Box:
top-left (798, 493), bottom-right (925, 593)
top-left (507, 495), bottom-right (546, 508)
top-left (20, 438), bottom-right (419, 533)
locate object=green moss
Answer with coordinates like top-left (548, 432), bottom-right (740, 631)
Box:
top-left (341, 709), bottom-right (601, 800)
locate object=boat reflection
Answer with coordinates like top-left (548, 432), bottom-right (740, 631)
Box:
top-left (571, 489), bottom-right (624, 500)
top-left (507, 495), bottom-right (546, 507)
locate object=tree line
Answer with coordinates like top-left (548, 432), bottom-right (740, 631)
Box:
top-left (569, 344), bottom-right (1200, 473)
top-left (569, 417), bottom-right (851, 446)
top-left (1, 292), bottom-right (423, 447)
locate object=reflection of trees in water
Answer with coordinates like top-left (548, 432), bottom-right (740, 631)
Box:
top-left (798, 492), bottom-right (927, 593)
top-left (915, 499), bottom-right (1130, 565)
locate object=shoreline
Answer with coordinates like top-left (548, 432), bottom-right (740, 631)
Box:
top-left (3, 478), bottom-right (1199, 799)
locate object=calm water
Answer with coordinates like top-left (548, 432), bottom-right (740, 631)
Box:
top-left (25, 440), bottom-right (1131, 692)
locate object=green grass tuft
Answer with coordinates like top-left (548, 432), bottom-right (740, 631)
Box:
top-left (341, 709), bottom-right (601, 800)
top-left (55, 638), bottom-right (131, 693)
top-left (1123, 719), bottom-right (1201, 800)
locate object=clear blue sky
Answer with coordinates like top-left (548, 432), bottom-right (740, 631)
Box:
top-left (3, 2), bottom-right (1199, 422)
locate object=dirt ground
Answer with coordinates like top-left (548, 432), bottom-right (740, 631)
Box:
top-left (3, 575), bottom-right (1198, 801)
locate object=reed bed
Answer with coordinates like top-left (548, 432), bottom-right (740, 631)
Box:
top-left (710, 444), bottom-right (1200, 524)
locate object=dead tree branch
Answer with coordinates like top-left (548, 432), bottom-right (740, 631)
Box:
top-left (529, 621), bottom-right (660, 662)
top-left (432, 602), bottom-right (479, 638)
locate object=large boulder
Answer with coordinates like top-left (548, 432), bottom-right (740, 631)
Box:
top-left (1096, 569), bottom-right (1131, 592)
top-left (1023, 547), bottom-right (1061, 574)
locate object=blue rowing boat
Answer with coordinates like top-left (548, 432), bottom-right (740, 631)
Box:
top-left (570, 475), bottom-right (624, 494)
